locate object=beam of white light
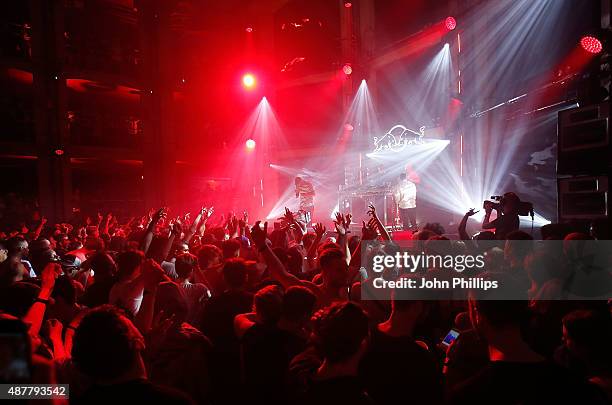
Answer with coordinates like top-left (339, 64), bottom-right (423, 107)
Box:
top-left (365, 0), bottom-right (569, 231)
top-left (411, 44), bottom-right (453, 123)
top-left (237, 97), bottom-right (286, 150)
top-left (365, 140), bottom-right (450, 186)
top-left (229, 97), bottom-right (290, 220)
top-left (267, 81), bottom-right (381, 223)
top-left (266, 186), bottom-right (299, 220)
top-left (419, 107), bottom-right (567, 232)
top-left (521, 212), bottom-right (551, 228)
top-left (342, 79), bottom-right (381, 141)
top-left (378, 43), bottom-right (454, 129)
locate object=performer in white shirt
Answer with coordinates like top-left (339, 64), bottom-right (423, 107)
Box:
top-left (394, 173), bottom-right (417, 230)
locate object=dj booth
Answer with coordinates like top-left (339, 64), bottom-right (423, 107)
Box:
top-left (338, 184), bottom-right (400, 228)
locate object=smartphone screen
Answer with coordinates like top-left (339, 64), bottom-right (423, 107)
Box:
top-left (0, 329), bottom-right (32, 383)
top-left (441, 329), bottom-right (460, 347)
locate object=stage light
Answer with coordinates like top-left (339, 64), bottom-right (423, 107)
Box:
top-left (344, 1), bottom-right (352, 8)
top-left (245, 139), bottom-right (256, 149)
top-left (445, 16), bottom-right (457, 31)
top-left (580, 36), bottom-right (602, 54)
top-left (344, 123), bottom-right (354, 131)
top-left (342, 64), bottom-right (352, 75)
top-left (54, 149), bottom-right (64, 156)
top-left (245, 26), bottom-right (253, 33)
top-left (242, 73), bottom-right (256, 89)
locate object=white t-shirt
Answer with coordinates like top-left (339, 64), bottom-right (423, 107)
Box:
top-left (394, 179), bottom-right (417, 209)
top-left (109, 278), bottom-right (144, 315)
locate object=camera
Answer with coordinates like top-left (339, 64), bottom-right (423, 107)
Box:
top-left (483, 196), bottom-right (502, 211)
top-left (483, 193), bottom-right (534, 217)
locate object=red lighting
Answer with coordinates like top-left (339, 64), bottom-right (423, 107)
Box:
top-left (342, 64), bottom-right (352, 75)
top-left (246, 26), bottom-right (253, 33)
top-left (242, 73), bottom-right (256, 89)
top-left (445, 16), bottom-right (457, 31)
top-left (246, 139), bottom-right (256, 149)
top-left (344, 123), bottom-right (354, 131)
top-left (54, 149), bottom-right (65, 156)
top-left (580, 36), bottom-right (602, 54)
top-left (344, 2), bottom-right (352, 8)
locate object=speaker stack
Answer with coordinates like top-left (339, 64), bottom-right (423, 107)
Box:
top-left (557, 102), bottom-right (611, 224)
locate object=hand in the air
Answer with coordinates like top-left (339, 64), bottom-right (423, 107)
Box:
top-left (313, 223), bottom-right (326, 239)
top-left (250, 221), bottom-right (268, 249)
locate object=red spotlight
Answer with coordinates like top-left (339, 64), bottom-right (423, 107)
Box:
top-left (242, 73), bottom-right (256, 89)
top-left (342, 64), bottom-right (352, 75)
top-left (445, 16), bottom-right (457, 31)
top-left (344, 123), bottom-right (354, 131)
top-left (344, 1), bottom-right (352, 8)
top-left (54, 149), bottom-right (64, 156)
top-left (246, 139), bottom-right (256, 150)
top-left (245, 26), bottom-right (253, 33)
top-left (580, 36), bottom-right (602, 54)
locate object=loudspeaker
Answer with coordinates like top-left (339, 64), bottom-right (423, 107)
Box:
top-left (557, 102), bottom-right (611, 175)
top-left (558, 175), bottom-right (609, 221)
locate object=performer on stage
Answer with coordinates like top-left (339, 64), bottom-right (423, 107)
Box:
top-left (394, 173), bottom-right (417, 230)
top-left (295, 176), bottom-right (315, 223)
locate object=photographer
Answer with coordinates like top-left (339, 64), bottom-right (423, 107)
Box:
top-left (482, 192), bottom-right (520, 240)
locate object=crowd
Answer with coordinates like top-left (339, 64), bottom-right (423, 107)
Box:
top-left (0, 193), bottom-right (611, 404)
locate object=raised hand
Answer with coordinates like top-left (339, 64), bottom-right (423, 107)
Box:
top-left (41, 262), bottom-right (62, 294)
top-left (361, 220), bottom-right (378, 241)
top-left (367, 203), bottom-right (378, 219)
top-left (250, 221), bottom-right (268, 249)
top-left (334, 212), bottom-right (347, 236)
top-left (239, 211), bottom-right (249, 229)
top-left (466, 208), bottom-right (480, 217)
top-left (169, 219), bottom-right (182, 235)
top-left (344, 213), bottom-right (353, 228)
top-left (292, 219), bottom-right (307, 236)
top-left (284, 207), bottom-right (295, 221)
top-left (313, 222), bottom-right (326, 239)
top-left (153, 207), bottom-right (168, 221)
top-left (227, 214), bottom-right (239, 235)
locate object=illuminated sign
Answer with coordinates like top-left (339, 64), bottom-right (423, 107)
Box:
top-left (373, 124), bottom-right (426, 153)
